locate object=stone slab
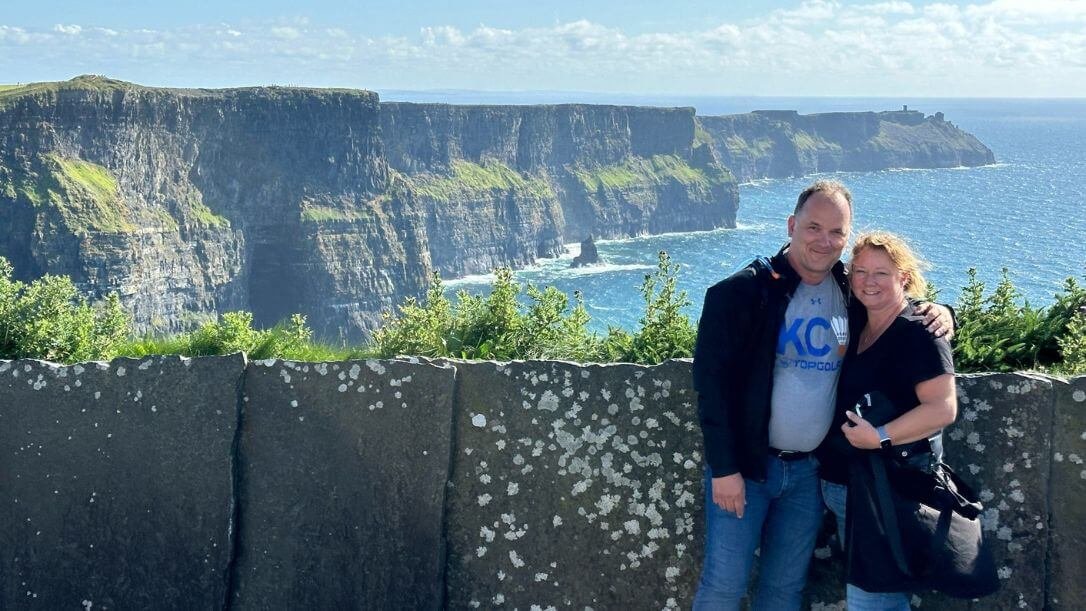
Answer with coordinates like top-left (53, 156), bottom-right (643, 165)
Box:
top-left (445, 359), bottom-right (703, 610)
top-left (231, 358), bottom-right (456, 610)
top-left (1049, 376), bottom-right (1086, 610)
top-left (926, 373), bottom-right (1054, 609)
top-left (0, 355), bottom-right (244, 610)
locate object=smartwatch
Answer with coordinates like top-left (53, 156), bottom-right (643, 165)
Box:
top-left (875, 425), bottom-right (892, 450)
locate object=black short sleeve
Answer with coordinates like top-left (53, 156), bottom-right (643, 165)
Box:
top-left (897, 318), bottom-right (955, 389)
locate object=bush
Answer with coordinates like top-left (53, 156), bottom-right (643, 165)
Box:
top-left (0, 257), bottom-right (128, 362)
top-left (373, 252), bottom-right (694, 364)
top-left (953, 268), bottom-right (1086, 373)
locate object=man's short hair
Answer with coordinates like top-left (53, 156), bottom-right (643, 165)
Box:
top-left (794, 180), bottom-right (853, 215)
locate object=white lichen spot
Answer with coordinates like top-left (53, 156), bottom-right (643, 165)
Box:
top-left (534, 572), bottom-right (549, 582)
top-left (623, 520), bottom-right (641, 535)
top-left (476, 546), bottom-right (487, 557)
top-left (998, 566), bottom-right (1013, 579)
top-left (969, 464), bottom-right (982, 475)
top-left (480, 526), bottom-right (496, 542)
top-left (479, 474), bottom-right (491, 484)
top-left (365, 360), bottom-right (385, 375)
top-left (508, 550), bottom-right (525, 568)
top-left (507, 482), bottom-right (519, 496)
top-left (1069, 454), bottom-right (1084, 465)
top-left (1055, 453), bottom-right (1064, 462)
top-left (595, 494), bottom-right (620, 515)
top-left (1073, 390), bottom-right (1086, 402)
top-left (538, 390), bottom-right (560, 412)
top-left (552, 515), bottom-right (563, 527)
top-left (1003, 462), bottom-right (1015, 473)
top-left (664, 566), bottom-right (680, 582)
top-left (1009, 489), bottom-right (1025, 503)
top-left (337, 384), bottom-right (348, 393)
top-left (290, 400), bottom-right (298, 408)
top-left (492, 593), bottom-right (505, 605)
top-left (115, 367), bottom-right (126, 377)
top-left (279, 370), bottom-right (291, 384)
top-left (997, 526), bottom-right (1013, 541)
top-left (477, 493), bottom-right (493, 506)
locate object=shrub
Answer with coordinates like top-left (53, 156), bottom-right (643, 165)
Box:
top-left (0, 257), bottom-right (129, 362)
top-left (952, 268), bottom-right (1086, 373)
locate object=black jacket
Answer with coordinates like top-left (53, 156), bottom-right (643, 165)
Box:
top-left (692, 246), bottom-right (851, 481)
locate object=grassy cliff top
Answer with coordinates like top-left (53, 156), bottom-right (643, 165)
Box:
top-left (0, 75), bottom-right (378, 103)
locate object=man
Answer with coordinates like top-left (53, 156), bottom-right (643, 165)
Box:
top-left (691, 180), bottom-right (950, 610)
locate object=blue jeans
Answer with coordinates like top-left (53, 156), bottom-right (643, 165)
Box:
top-left (821, 480), bottom-right (911, 611)
top-left (693, 455), bottom-right (823, 611)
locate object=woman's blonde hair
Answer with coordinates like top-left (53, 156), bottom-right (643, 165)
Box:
top-left (850, 231), bottom-right (930, 299)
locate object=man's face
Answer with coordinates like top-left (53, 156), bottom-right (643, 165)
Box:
top-left (786, 191), bottom-right (852, 283)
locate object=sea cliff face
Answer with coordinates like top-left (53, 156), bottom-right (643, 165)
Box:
top-left (0, 77), bottom-right (993, 340)
top-left (697, 109), bottom-right (996, 182)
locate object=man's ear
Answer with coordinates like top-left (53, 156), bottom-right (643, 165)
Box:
top-left (787, 215), bottom-right (795, 237)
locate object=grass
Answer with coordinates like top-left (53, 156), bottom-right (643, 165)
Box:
top-left (47, 155), bottom-right (134, 233)
top-left (189, 196), bottom-right (230, 228)
top-left (792, 131), bottom-right (841, 152)
top-left (300, 204), bottom-right (374, 224)
top-left (411, 159), bottom-right (554, 202)
top-left (724, 135), bottom-right (775, 157)
top-left (572, 154), bottom-right (728, 192)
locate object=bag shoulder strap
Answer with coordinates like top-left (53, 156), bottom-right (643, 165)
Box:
top-left (869, 452), bottom-right (915, 577)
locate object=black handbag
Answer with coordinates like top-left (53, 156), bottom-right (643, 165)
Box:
top-left (846, 451), bottom-right (1001, 598)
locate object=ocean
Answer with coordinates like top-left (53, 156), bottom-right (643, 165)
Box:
top-left (402, 94), bottom-right (1086, 332)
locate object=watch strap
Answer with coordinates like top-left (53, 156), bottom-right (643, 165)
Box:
top-left (876, 425), bottom-right (892, 449)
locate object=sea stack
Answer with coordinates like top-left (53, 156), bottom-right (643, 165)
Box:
top-left (571, 236), bottom-right (601, 268)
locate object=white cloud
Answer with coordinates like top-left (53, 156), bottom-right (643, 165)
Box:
top-left (2, 0), bottom-right (1085, 96)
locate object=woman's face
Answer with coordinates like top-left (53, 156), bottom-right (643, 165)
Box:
top-left (850, 246), bottom-right (908, 312)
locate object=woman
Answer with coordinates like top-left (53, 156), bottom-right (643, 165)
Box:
top-left (818, 231), bottom-right (957, 610)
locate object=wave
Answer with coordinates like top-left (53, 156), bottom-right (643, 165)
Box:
top-left (560, 263), bottom-right (655, 277)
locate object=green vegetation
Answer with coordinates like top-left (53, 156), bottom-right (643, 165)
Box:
top-left (373, 252), bottom-right (694, 362)
top-left (116, 312), bottom-right (356, 362)
top-left (792, 132), bottom-right (841, 152)
top-left (0, 76), bottom-right (138, 108)
top-left (2, 253), bottom-right (1084, 375)
top-left (3, 155), bottom-right (136, 233)
top-left (723, 135), bottom-right (775, 158)
top-left (953, 268), bottom-right (1086, 373)
top-left (299, 204), bottom-right (372, 224)
top-left (411, 160), bottom-right (554, 202)
top-left (0, 258), bottom-right (127, 363)
top-left (572, 155), bottom-right (726, 192)
top-left (189, 196), bottom-right (230, 228)
top-left (48, 155), bottom-right (134, 233)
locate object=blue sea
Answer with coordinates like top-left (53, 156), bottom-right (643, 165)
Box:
top-left (392, 93), bottom-right (1086, 331)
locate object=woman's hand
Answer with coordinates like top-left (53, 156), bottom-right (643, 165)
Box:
top-left (842, 410), bottom-right (881, 449)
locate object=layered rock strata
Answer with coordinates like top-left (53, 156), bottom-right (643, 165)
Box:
top-left (697, 109), bottom-right (995, 182)
top-left (0, 77), bottom-right (993, 340)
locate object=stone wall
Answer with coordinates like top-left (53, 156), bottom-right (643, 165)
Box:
top-left (1, 357), bottom-right (1081, 610)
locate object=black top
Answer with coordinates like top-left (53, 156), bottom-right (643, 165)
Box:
top-left (817, 302), bottom-right (954, 484)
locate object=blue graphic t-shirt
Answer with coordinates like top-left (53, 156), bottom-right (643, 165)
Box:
top-left (768, 275), bottom-right (848, 451)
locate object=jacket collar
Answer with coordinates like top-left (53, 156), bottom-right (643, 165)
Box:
top-left (770, 243), bottom-right (849, 296)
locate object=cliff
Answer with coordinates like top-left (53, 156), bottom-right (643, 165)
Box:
top-left (0, 77), bottom-right (993, 340)
top-left (697, 109), bottom-right (995, 182)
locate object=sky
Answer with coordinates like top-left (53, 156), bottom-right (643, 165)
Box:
top-left (2, 0), bottom-right (1085, 97)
